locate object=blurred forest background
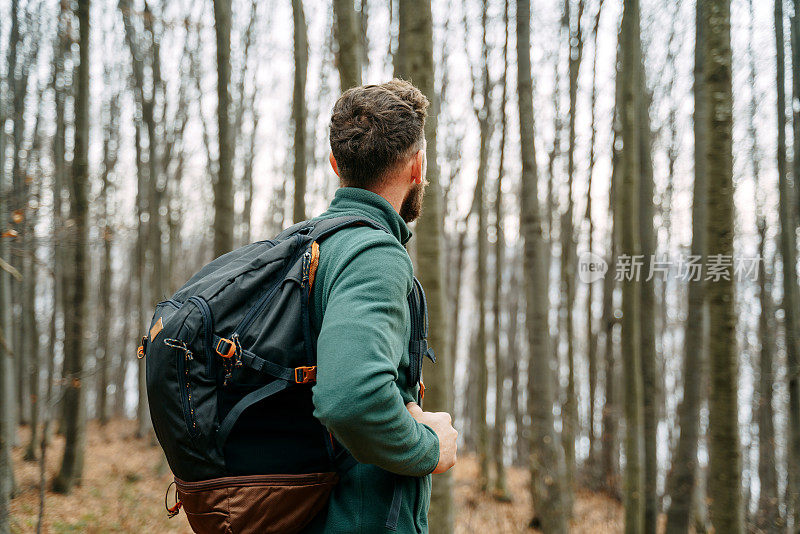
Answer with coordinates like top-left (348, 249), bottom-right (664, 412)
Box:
top-left (0, 0), bottom-right (799, 532)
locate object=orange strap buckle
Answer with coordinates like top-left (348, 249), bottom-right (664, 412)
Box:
top-left (294, 366), bottom-right (317, 384)
top-left (215, 338), bottom-right (236, 359)
top-left (137, 336), bottom-right (147, 359)
top-left (165, 481), bottom-right (183, 518)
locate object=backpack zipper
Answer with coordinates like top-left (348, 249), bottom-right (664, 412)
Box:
top-left (174, 472), bottom-right (335, 491)
top-left (188, 296), bottom-right (215, 375)
top-left (231, 238), bottom-right (305, 337)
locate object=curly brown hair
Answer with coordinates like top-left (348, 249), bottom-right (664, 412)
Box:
top-left (329, 79), bottom-right (429, 189)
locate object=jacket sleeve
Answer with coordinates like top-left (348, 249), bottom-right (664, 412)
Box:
top-left (310, 236), bottom-right (440, 477)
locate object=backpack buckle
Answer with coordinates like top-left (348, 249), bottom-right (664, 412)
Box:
top-left (294, 366), bottom-right (317, 384)
top-left (137, 336), bottom-right (148, 359)
top-left (215, 337), bottom-right (236, 359)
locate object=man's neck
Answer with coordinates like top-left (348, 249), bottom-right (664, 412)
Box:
top-left (366, 181), bottom-right (405, 216)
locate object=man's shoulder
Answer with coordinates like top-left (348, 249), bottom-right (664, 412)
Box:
top-left (312, 216), bottom-right (412, 290)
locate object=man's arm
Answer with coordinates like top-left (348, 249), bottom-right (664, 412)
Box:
top-left (311, 236), bottom-right (440, 477)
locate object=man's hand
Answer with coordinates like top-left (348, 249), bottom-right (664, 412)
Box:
top-left (406, 402), bottom-right (457, 474)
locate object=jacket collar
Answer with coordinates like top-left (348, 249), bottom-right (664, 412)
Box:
top-left (319, 187), bottom-right (412, 245)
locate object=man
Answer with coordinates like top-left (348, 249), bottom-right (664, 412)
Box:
top-left (302, 79), bottom-right (458, 533)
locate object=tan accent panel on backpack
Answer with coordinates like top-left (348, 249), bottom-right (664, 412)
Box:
top-left (308, 241), bottom-right (320, 290)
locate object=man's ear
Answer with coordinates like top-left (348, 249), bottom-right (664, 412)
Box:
top-left (329, 151), bottom-right (340, 177)
top-left (411, 149), bottom-right (424, 185)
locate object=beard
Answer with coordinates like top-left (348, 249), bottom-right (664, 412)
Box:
top-left (399, 181), bottom-right (425, 223)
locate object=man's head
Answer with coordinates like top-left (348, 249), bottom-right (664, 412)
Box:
top-left (329, 79), bottom-right (429, 223)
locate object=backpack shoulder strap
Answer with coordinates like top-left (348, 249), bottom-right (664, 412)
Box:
top-left (407, 277), bottom-right (436, 407)
top-left (307, 215), bottom-right (389, 242)
top-left (274, 215), bottom-right (389, 243)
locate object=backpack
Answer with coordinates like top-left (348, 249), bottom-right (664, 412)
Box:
top-left (138, 215), bottom-right (435, 534)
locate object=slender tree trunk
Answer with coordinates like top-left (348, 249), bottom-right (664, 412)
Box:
top-left (0, 72), bottom-right (12, 534)
top-left (53, 0), bottom-right (90, 494)
top-left (507, 263), bottom-right (525, 466)
top-left (143, 6), bottom-right (164, 304)
top-left (744, 3), bottom-right (783, 527)
top-left (785, 0), bottom-right (800, 526)
top-left (664, 3), bottom-right (708, 532)
top-left (619, 1), bottom-right (646, 531)
top-left (333, 0), bottom-right (362, 90)
top-left (115, 259), bottom-right (133, 418)
top-left (133, 123), bottom-right (151, 439)
top-left (22, 150), bottom-right (41, 462)
top-left (491, 0), bottom-right (510, 499)
top-left (97, 95), bottom-right (118, 426)
top-left (703, 0), bottom-right (743, 530)
top-left (450, 229), bottom-right (466, 405)
top-left (517, 1), bottom-right (569, 530)
top-left (213, 0), bottom-right (234, 255)
top-left (598, 116), bottom-right (621, 498)
top-left (586, 0), bottom-right (604, 469)
top-left (292, 0), bottom-right (308, 223)
top-left (473, 0), bottom-right (493, 492)
top-left (395, 1), bottom-right (453, 530)
top-left (792, 0), bottom-right (800, 227)
top-left (637, 55), bottom-right (659, 534)
top-left (599, 186), bottom-right (619, 497)
top-left (9, 0), bottom-right (28, 431)
top-left (755, 223), bottom-right (782, 531)
top-left (562, 0), bottom-right (584, 492)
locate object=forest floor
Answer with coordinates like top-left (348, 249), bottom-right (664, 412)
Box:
top-left (9, 419), bottom-right (623, 533)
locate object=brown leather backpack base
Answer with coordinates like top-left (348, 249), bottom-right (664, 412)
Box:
top-left (175, 472), bottom-right (339, 534)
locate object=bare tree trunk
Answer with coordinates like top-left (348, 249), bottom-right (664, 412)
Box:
top-left (507, 262), bottom-right (525, 466)
top-left (53, 0), bottom-right (90, 494)
top-left (517, 1), bottom-right (569, 530)
top-left (333, 0), bottom-right (362, 90)
top-left (0, 64), bottom-right (12, 533)
top-left (599, 184), bottom-right (619, 497)
top-left (562, 0), bottom-right (584, 493)
top-left (755, 223), bottom-right (782, 531)
top-left (785, 0), bottom-right (800, 526)
top-left (22, 114), bottom-right (42, 461)
top-left (491, 0), bottom-right (510, 500)
top-left (472, 0), bottom-right (493, 492)
top-left (637, 53), bottom-right (659, 534)
top-left (619, 0), bottom-right (645, 531)
top-left (450, 229), bottom-right (466, 404)
top-left (119, 0), bottom-right (155, 438)
top-left (143, 4), bottom-right (165, 305)
top-left (213, 0), bottom-right (234, 255)
top-left (115, 259), bottom-right (133, 418)
top-left (664, 3), bottom-right (708, 532)
top-left (703, 0), bottom-right (743, 530)
top-left (744, 3), bottom-right (783, 527)
top-left (292, 0), bottom-right (308, 223)
top-left (133, 123), bottom-right (151, 439)
top-left (586, 0), bottom-right (604, 470)
top-left (395, 1), bottom-right (453, 530)
top-left (9, 0), bottom-right (28, 431)
top-left (96, 88), bottom-right (119, 426)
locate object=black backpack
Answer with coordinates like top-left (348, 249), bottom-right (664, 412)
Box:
top-left (139, 215), bottom-right (434, 534)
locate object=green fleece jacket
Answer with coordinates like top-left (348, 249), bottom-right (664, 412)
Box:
top-left (301, 187), bottom-right (440, 534)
